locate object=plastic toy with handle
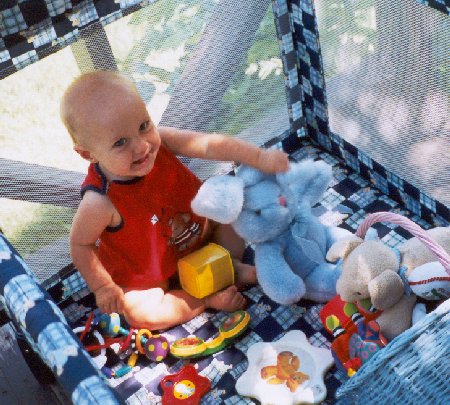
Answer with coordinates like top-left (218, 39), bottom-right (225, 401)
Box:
top-left (170, 310), bottom-right (250, 358)
top-left (160, 365), bottom-right (211, 405)
top-left (355, 212), bottom-right (450, 300)
top-left (324, 301), bottom-right (387, 377)
top-left (97, 313), bottom-right (168, 360)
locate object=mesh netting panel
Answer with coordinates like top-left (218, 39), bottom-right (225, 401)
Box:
top-left (72, 0), bottom-right (289, 179)
top-left (316, 0), bottom-right (450, 207)
top-left (0, 198), bottom-right (75, 286)
top-left (0, 0), bottom-right (289, 285)
top-left (0, 47), bottom-right (83, 285)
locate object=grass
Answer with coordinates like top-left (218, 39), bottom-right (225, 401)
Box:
top-left (0, 2), bottom-right (287, 262)
top-left (0, 47), bottom-right (84, 258)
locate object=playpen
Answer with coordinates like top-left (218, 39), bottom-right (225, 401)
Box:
top-left (0, 0), bottom-right (449, 403)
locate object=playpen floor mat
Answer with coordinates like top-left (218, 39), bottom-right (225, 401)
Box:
top-left (60, 141), bottom-right (435, 404)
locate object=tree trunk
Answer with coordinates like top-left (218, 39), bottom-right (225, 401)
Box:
top-left (160, 0), bottom-right (271, 131)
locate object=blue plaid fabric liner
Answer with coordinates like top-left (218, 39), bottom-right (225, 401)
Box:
top-left (53, 141), bottom-right (447, 404)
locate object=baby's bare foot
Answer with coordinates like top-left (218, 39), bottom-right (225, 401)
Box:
top-left (205, 285), bottom-right (246, 312)
top-left (234, 261), bottom-right (257, 290)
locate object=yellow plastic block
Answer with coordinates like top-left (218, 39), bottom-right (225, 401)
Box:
top-left (178, 243), bottom-right (234, 299)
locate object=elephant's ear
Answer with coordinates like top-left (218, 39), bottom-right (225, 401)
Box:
top-left (326, 236), bottom-right (364, 262)
top-left (368, 270), bottom-right (404, 310)
top-left (191, 175), bottom-right (244, 224)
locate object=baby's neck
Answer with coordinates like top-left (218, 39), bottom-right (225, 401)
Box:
top-left (97, 163), bottom-right (137, 183)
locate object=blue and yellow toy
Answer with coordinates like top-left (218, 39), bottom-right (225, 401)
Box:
top-left (170, 310), bottom-right (250, 358)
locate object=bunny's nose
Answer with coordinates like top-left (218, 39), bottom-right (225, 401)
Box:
top-left (278, 195), bottom-right (287, 207)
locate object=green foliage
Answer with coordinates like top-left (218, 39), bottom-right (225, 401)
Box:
top-left (120, 0), bottom-right (216, 82)
top-left (317, 0), bottom-right (377, 79)
top-left (118, 1), bottom-right (287, 135)
top-left (208, 7), bottom-right (287, 134)
top-left (8, 205), bottom-right (74, 257)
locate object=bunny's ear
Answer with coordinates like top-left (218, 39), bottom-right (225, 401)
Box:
top-left (235, 165), bottom-right (266, 186)
top-left (191, 175), bottom-right (245, 224)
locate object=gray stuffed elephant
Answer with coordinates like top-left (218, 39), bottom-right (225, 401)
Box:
top-left (327, 226), bottom-right (450, 340)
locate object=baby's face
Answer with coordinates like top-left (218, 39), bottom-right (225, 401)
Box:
top-left (77, 84), bottom-right (161, 181)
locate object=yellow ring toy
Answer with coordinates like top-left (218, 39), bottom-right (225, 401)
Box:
top-left (136, 329), bottom-right (152, 354)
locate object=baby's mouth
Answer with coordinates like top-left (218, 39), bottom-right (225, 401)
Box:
top-left (133, 154), bottom-right (149, 165)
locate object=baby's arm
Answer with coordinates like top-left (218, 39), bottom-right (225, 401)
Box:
top-left (159, 127), bottom-right (289, 174)
top-left (70, 191), bottom-right (125, 314)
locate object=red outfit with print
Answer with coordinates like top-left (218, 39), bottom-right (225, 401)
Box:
top-left (81, 145), bottom-right (207, 289)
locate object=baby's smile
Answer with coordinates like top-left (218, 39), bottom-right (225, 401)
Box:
top-left (133, 153), bottom-right (149, 165)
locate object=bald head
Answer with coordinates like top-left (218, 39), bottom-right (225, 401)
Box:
top-left (60, 71), bottom-right (140, 146)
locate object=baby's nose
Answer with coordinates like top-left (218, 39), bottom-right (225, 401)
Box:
top-left (134, 136), bottom-right (148, 152)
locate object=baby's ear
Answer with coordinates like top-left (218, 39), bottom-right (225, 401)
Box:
top-left (74, 144), bottom-right (97, 163)
top-left (191, 175), bottom-right (244, 224)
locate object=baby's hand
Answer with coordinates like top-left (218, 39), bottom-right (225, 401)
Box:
top-left (204, 285), bottom-right (246, 312)
top-left (94, 282), bottom-right (125, 314)
top-left (257, 149), bottom-right (289, 174)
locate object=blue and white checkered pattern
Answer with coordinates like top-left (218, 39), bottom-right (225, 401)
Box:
top-left (271, 0), bottom-right (306, 141)
top-left (0, 235), bottom-right (123, 405)
top-left (3, 141), bottom-right (441, 404)
top-left (0, 5), bottom-right (26, 36)
top-left (0, 0), bottom-right (159, 78)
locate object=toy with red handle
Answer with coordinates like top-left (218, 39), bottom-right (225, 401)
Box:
top-left (356, 212), bottom-right (450, 300)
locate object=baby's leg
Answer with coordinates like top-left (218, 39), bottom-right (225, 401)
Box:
top-left (122, 285), bottom-right (245, 330)
top-left (123, 287), bottom-right (203, 330)
top-left (212, 223), bottom-right (257, 288)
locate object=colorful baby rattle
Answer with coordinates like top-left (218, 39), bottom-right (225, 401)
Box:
top-left (98, 313), bottom-right (170, 362)
top-left (170, 310), bottom-right (250, 358)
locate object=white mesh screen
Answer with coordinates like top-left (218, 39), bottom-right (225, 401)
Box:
top-left (0, 0), bottom-right (289, 284)
top-left (74, 0), bottom-right (289, 179)
top-left (0, 48), bottom-right (83, 284)
top-left (315, 0), bottom-right (450, 207)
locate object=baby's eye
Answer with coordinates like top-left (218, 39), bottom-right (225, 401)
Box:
top-left (139, 120), bottom-right (150, 131)
top-left (113, 138), bottom-right (127, 147)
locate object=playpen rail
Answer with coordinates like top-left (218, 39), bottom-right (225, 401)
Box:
top-left (0, 158), bottom-right (83, 208)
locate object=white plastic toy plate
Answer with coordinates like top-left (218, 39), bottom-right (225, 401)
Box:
top-left (235, 330), bottom-right (333, 405)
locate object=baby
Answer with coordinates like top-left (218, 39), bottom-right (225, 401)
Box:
top-left (61, 71), bottom-right (288, 330)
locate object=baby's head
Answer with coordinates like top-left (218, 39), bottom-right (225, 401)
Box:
top-left (61, 71), bottom-right (161, 181)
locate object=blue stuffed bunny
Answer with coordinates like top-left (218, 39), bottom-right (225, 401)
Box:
top-left (191, 159), bottom-right (350, 305)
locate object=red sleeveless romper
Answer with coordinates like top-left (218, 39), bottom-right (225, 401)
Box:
top-left (81, 145), bottom-right (207, 289)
